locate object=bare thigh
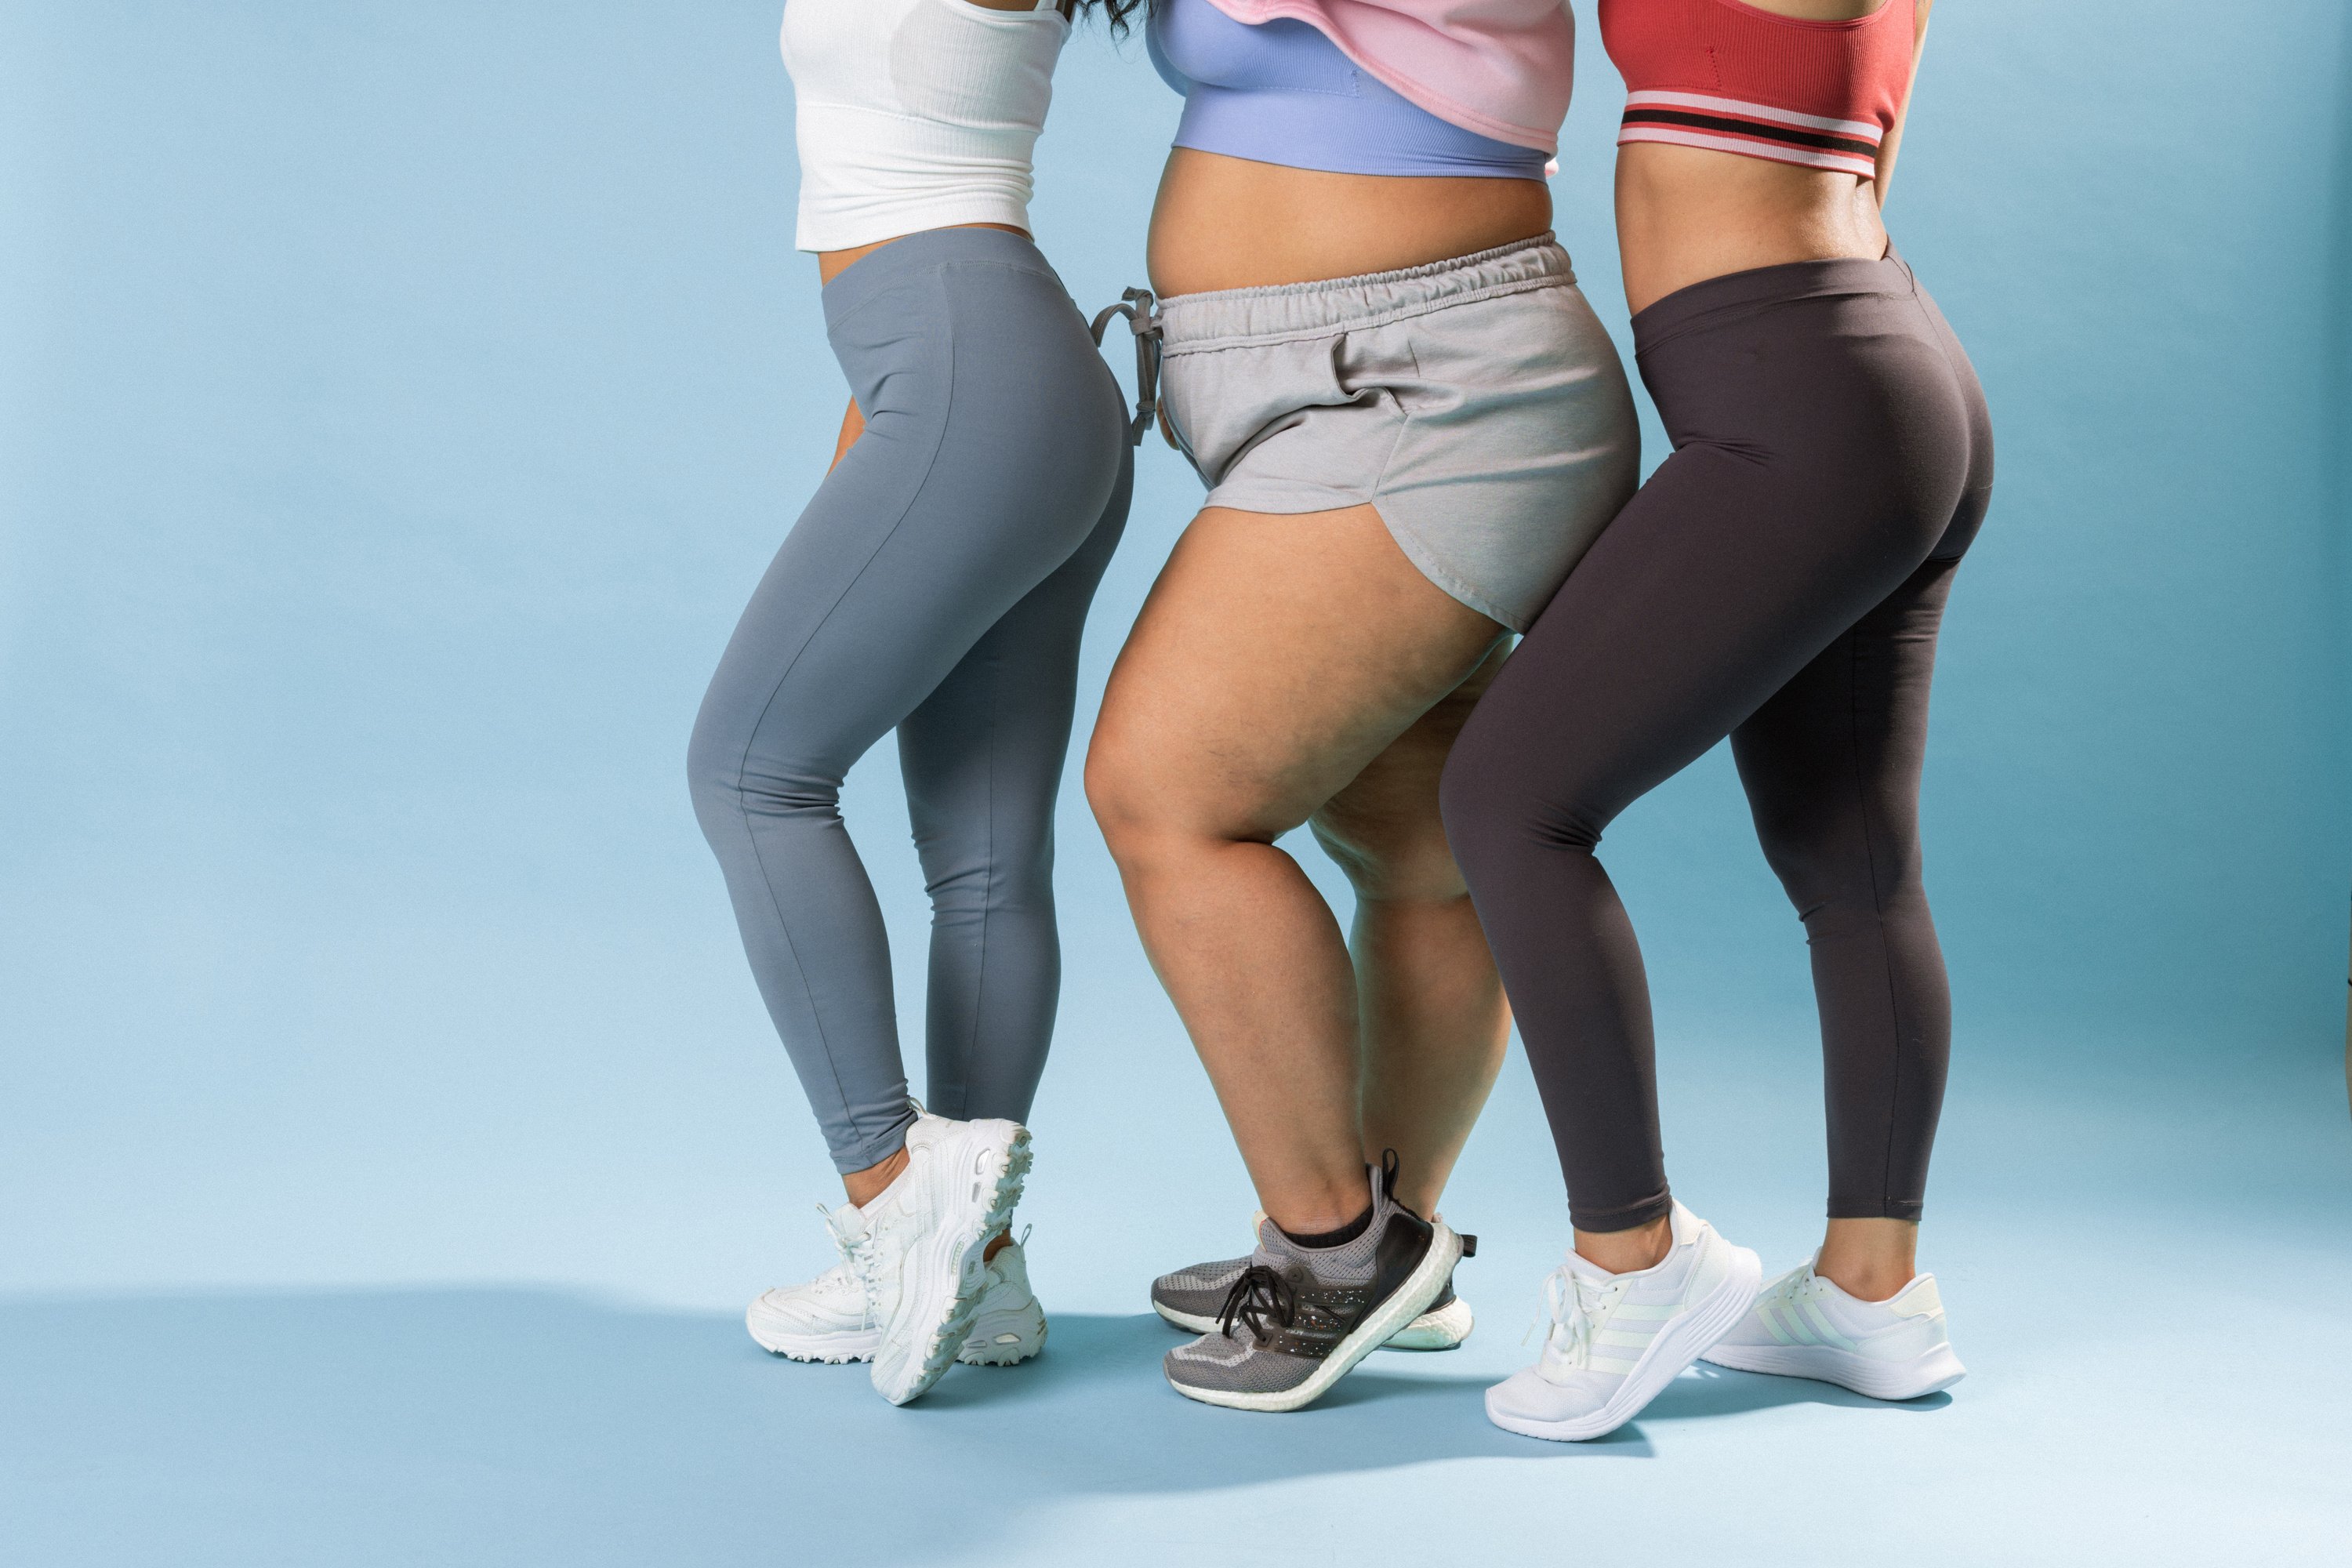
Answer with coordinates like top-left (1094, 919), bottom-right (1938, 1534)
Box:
top-left (1089, 503), bottom-right (1505, 843)
top-left (1311, 644), bottom-right (1508, 893)
top-left (1087, 501), bottom-right (1504, 1223)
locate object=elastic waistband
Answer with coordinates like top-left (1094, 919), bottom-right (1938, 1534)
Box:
top-left (821, 226), bottom-right (1061, 326)
top-left (1158, 232), bottom-right (1573, 351)
top-left (1631, 244), bottom-right (1918, 355)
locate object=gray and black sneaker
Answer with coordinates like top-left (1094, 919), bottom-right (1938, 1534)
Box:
top-left (1162, 1155), bottom-right (1463, 1412)
top-left (1153, 1224), bottom-right (1477, 1350)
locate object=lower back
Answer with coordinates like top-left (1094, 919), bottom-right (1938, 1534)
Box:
top-left (1614, 143), bottom-right (1889, 315)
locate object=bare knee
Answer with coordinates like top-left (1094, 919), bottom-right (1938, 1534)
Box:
top-left (1083, 728), bottom-right (1158, 867)
top-left (1088, 726), bottom-right (1303, 887)
top-left (1084, 729), bottom-right (1215, 877)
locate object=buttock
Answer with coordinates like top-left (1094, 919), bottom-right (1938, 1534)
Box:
top-left (1156, 234), bottom-right (1642, 633)
top-left (1630, 246), bottom-right (1994, 566)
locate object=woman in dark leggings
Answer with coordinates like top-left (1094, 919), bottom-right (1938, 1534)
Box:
top-left (1439, 0), bottom-right (1991, 1443)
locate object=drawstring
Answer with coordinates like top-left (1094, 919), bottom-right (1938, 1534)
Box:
top-left (1089, 286), bottom-right (1163, 448)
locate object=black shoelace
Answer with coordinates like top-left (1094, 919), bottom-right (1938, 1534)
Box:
top-left (1215, 1264), bottom-right (1298, 1346)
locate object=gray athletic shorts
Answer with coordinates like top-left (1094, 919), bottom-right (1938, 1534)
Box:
top-left (1156, 233), bottom-right (1639, 633)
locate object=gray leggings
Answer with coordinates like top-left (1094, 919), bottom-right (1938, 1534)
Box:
top-left (688, 227), bottom-right (1131, 1174)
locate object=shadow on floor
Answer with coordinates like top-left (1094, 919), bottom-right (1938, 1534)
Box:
top-left (0, 1289), bottom-right (1936, 1563)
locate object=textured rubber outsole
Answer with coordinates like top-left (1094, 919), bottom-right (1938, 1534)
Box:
top-left (1167, 1223), bottom-right (1464, 1414)
top-left (1486, 1246), bottom-right (1764, 1443)
top-left (749, 1322), bottom-right (881, 1363)
top-left (1153, 1289), bottom-right (1472, 1350)
top-left (872, 1126), bottom-right (1033, 1406)
top-left (749, 1322), bottom-right (1045, 1367)
top-left (1700, 1339), bottom-right (1965, 1399)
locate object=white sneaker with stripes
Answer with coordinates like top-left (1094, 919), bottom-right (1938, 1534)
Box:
top-left (1701, 1257), bottom-right (1965, 1399)
top-left (1485, 1201), bottom-right (1762, 1443)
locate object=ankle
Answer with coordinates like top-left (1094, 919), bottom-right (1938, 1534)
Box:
top-left (1573, 1215), bottom-right (1672, 1276)
top-left (1815, 1260), bottom-right (1917, 1303)
top-left (1816, 1218), bottom-right (1919, 1302)
top-left (841, 1145), bottom-right (910, 1210)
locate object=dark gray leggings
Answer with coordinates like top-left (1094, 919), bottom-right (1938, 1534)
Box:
top-left (1441, 250), bottom-right (1993, 1231)
top-left (688, 227), bottom-right (1130, 1174)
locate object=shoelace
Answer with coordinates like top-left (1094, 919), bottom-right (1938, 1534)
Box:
top-left (1215, 1264), bottom-right (1298, 1346)
top-left (818, 1202), bottom-right (881, 1315)
top-left (1539, 1265), bottom-right (1622, 1373)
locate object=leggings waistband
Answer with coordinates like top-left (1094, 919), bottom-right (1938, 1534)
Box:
top-left (1158, 232), bottom-right (1575, 352)
top-left (1631, 245), bottom-right (1919, 356)
top-left (820, 226), bottom-right (1065, 328)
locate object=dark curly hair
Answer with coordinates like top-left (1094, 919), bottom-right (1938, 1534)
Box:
top-left (1071, 0), bottom-right (1151, 37)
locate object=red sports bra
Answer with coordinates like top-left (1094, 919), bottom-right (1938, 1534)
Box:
top-left (1599, 0), bottom-right (1915, 179)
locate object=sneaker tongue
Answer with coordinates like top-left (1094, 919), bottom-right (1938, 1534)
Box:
top-left (1559, 1248), bottom-right (1621, 1283)
top-left (824, 1203), bottom-right (872, 1250)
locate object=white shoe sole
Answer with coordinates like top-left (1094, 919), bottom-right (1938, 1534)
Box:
top-left (870, 1123), bottom-right (1033, 1406)
top-left (1152, 1303), bottom-right (1221, 1335)
top-left (1700, 1340), bottom-right (1965, 1399)
top-left (1485, 1246), bottom-right (1764, 1443)
top-left (745, 1309), bottom-right (1045, 1368)
top-left (746, 1312), bottom-right (880, 1363)
top-left (1381, 1293), bottom-right (1473, 1352)
top-left (1167, 1223), bottom-right (1464, 1414)
top-left (1153, 1291), bottom-right (1472, 1350)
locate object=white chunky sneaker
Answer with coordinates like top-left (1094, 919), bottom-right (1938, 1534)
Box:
top-left (746, 1213), bottom-right (1048, 1367)
top-left (746, 1205), bottom-right (881, 1363)
top-left (1486, 1202), bottom-right (1762, 1443)
top-left (955, 1237), bottom-right (1048, 1367)
top-left (1701, 1257), bottom-right (1965, 1399)
top-left (853, 1109), bottom-right (1033, 1406)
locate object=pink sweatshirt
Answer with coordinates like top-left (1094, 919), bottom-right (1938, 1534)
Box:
top-left (1205, 1), bottom-right (1579, 153)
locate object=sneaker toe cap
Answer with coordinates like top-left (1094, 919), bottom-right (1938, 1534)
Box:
top-left (1486, 1365), bottom-right (1609, 1425)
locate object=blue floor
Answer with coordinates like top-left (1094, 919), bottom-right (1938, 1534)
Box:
top-left (8, 1034), bottom-right (2347, 1566)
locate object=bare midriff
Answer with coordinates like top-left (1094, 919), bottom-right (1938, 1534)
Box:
top-left (816, 221), bottom-right (1031, 286)
top-left (1147, 149), bottom-right (1554, 297)
top-left (1613, 147), bottom-right (1886, 315)
top-left (1614, 0), bottom-right (1924, 314)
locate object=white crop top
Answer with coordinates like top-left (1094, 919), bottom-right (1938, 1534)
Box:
top-left (781, 0), bottom-right (1070, 254)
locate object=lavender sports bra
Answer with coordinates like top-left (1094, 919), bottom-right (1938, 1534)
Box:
top-left (1147, 0), bottom-right (1548, 180)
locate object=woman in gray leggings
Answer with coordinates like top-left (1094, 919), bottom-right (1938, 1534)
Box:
top-left (686, 0), bottom-right (1134, 1406)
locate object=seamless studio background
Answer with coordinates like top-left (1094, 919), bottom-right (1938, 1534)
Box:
top-left (2, 2), bottom-right (2347, 1564)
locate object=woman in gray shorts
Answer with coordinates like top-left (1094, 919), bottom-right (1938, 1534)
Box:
top-left (1087, 0), bottom-right (1639, 1411)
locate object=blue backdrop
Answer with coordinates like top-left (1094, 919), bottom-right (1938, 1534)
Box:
top-left (2, 4), bottom-right (2347, 1563)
